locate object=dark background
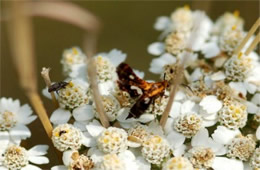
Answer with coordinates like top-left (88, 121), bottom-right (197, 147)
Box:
top-left (1, 1), bottom-right (259, 168)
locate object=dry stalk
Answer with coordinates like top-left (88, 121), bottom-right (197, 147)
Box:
top-left (160, 13), bottom-right (206, 128)
top-left (6, 1), bottom-right (53, 138)
top-left (41, 67), bottom-right (59, 109)
top-left (24, 1), bottom-right (109, 127)
top-left (233, 18), bottom-right (260, 56)
top-left (245, 32), bottom-right (260, 56)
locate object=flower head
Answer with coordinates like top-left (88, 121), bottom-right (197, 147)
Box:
top-left (250, 147), bottom-right (260, 169)
top-left (165, 32), bottom-right (188, 55)
top-left (174, 113), bottom-right (203, 138)
top-left (95, 154), bottom-right (125, 170)
top-left (227, 134), bottom-right (256, 161)
top-left (170, 5), bottom-right (193, 32)
top-left (0, 97), bottom-right (36, 143)
top-left (218, 99), bottom-right (247, 129)
top-left (127, 124), bottom-right (151, 146)
top-left (224, 53), bottom-right (252, 82)
top-left (61, 47), bottom-right (86, 76)
top-left (93, 95), bottom-right (121, 122)
top-left (52, 124), bottom-right (83, 152)
top-left (187, 146), bottom-right (215, 169)
top-left (97, 127), bottom-right (128, 154)
top-left (68, 152), bottom-right (94, 170)
top-left (163, 157), bottom-right (194, 170)
top-left (142, 135), bottom-right (171, 165)
top-left (1, 145), bottom-right (49, 170)
top-left (58, 80), bottom-right (90, 110)
top-left (219, 26), bottom-right (244, 54)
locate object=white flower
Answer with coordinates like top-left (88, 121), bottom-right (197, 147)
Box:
top-left (199, 95), bottom-right (223, 127)
top-left (51, 150), bottom-right (94, 170)
top-left (191, 10), bottom-right (213, 51)
top-left (212, 11), bottom-right (244, 35)
top-left (212, 126), bottom-right (241, 145)
top-left (0, 97), bottom-right (37, 144)
top-left (0, 144), bottom-right (49, 170)
top-left (147, 42), bottom-right (165, 56)
top-left (89, 149), bottom-right (144, 170)
top-left (149, 53), bottom-right (176, 74)
top-left (201, 37), bottom-right (221, 58)
top-left (61, 47), bottom-right (86, 77)
top-left (154, 16), bottom-right (171, 31)
top-left (212, 157), bottom-right (244, 170)
top-left (68, 48), bottom-right (126, 84)
top-left (50, 105), bottom-right (94, 125)
top-left (188, 128), bottom-right (232, 169)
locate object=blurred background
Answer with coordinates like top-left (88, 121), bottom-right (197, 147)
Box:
top-left (0, 1), bottom-right (259, 168)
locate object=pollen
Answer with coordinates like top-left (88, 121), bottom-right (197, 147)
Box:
top-left (184, 5), bottom-right (190, 10)
top-left (97, 127), bottom-right (128, 154)
top-left (163, 157), bottom-right (194, 170)
top-left (233, 10), bottom-right (240, 17)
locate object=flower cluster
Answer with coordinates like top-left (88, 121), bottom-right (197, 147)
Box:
top-left (42, 6), bottom-right (259, 170)
top-left (0, 97), bottom-right (49, 169)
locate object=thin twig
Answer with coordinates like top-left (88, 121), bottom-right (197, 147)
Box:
top-left (245, 32), bottom-right (260, 56)
top-left (233, 18), bottom-right (260, 56)
top-left (41, 67), bottom-right (59, 108)
top-left (25, 1), bottom-right (109, 127)
top-left (83, 32), bottom-right (110, 128)
top-left (160, 13), bottom-right (206, 128)
top-left (6, 1), bottom-right (53, 137)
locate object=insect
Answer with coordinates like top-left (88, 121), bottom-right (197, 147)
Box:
top-left (59, 130), bottom-right (67, 136)
top-left (117, 63), bottom-right (168, 119)
top-left (48, 81), bottom-right (69, 93)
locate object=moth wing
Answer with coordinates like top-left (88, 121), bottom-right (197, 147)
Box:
top-left (128, 94), bottom-right (153, 119)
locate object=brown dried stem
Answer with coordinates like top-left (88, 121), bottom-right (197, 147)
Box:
top-left (160, 13), bottom-right (206, 128)
top-left (25, 1), bottom-right (109, 127)
top-left (41, 67), bottom-right (59, 109)
top-left (11, 1), bottom-right (109, 127)
top-left (6, 1), bottom-right (53, 138)
top-left (245, 32), bottom-right (260, 56)
top-left (233, 18), bottom-right (260, 56)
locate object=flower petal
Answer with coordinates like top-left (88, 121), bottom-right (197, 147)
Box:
top-left (72, 105), bottom-right (94, 121)
top-left (229, 82), bottom-right (247, 98)
top-left (106, 49), bottom-right (127, 67)
top-left (62, 150), bottom-right (74, 166)
top-left (212, 157), bottom-right (243, 170)
top-left (86, 120), bottom-right (105, 137)
top-left (10, 124), bottom-right (31, 143)
top-left (147, 42), bottom-right (165, 56)
top-left (154, 16), bottom-right (171, 31)
top-left (22, 164), bottom-right (41, 170)
top-left (29, 156), bottom-right (49, 164)
top-left (202, 41), bottom-right (220, 58)
top-left (138, 114), bottom-right (155, 123)
top-left (82, 132), bottom-right (97, 147)
top-left (191, 128), bottom-right (209, 147)
top-left (212, 126), bottom-right (240, 145)
top-left (169, 101), bottom-right (181, 118)
top-left (50, 108), bottom-right (71, 125)
top-left (28, 145), bottom-right (49, 156)
top-left (199, 95), bottom-right (222, 114)
top-left (173, 144), bottom-right (186, 157)
top-left (136, 156), bottom-right (151, 170)
top-left (51, 166), bottom-right (67, 170)
top-left (211, 71), bottom-right (226, 81)
top-left (256, 126), bottom-right (260, 140)
top-left (167, 131), bottom-right (185, 148)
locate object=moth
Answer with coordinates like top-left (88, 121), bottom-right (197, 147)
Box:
top-left (48, 81), bottom-right (69, 93)
top-left (117, 63), bottom-right (168, 119)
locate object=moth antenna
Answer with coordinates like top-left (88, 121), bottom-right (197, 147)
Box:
top-left (181, 83), bottom-right (193, 93)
